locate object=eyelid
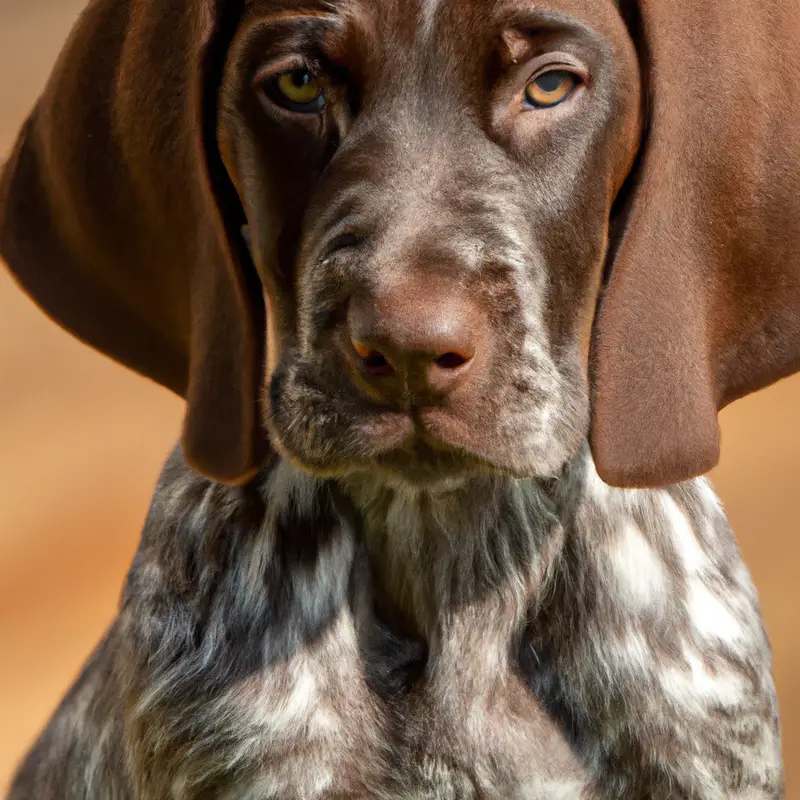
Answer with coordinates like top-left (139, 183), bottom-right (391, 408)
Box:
top-left (525, 52), bottom-right (589, 85)
top-left (252, 55), bottom-right (320, 90)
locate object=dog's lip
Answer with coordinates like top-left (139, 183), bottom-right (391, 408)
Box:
top-left (380, 434), bottom-right (472, 464)
top-left (351, 404), bottom-right (543, 483)
top-left (355, 407), bottom-right (499, 478)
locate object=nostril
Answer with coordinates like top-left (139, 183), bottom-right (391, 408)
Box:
top-left (352, 340), bottom-right (394, 376)
top-left (434, 351), bottom-right (471, 370)
top-left (363, 350), bottom-right (393, 375)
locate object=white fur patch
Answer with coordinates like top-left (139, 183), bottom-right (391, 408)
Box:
top-left (608, 522), bottom-right (667, 611)
top-left (583, 453), bottom-right (612, 502)
top-left (687, 582), bottom-right (743, 644)
top-left (696, 478), bottom-right (724, 517)
top-left (661, 495), bottom-right (708, 576)
top-left (662, 647), bottom-right (745, 709)
top-left (418, 0), bottom-right (444, 41)
top-left (240, 661), bottom-right (319, 741)
top-left (607, 630), bottom-right (652, 676)
top-left (685, 649), bottom-right (744, 704)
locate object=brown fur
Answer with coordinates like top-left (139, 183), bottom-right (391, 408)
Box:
top-left (0, 0), bottom-right (795, 796)
top-left (2, 0), bottom-right (799, 489)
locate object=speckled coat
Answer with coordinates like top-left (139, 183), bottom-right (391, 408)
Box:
top-left (9, 445), bottom-right (782, 798)
top-left (2, 0), bottom-right (798, 795)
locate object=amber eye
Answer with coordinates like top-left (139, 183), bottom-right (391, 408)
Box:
top-left (268, 68), bottom-right (325, 112)
top-left (524, 69), bottom-right (579, 108)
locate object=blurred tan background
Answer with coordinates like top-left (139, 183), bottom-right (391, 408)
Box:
top-left (0, 0), bottom-right (798, 796)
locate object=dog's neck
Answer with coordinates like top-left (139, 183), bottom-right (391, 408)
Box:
top-left (332, 443), bottom-right (725, 644)
top-left (341, 468), bottom-right (564, 641)
top-left (160, 441), bottom-right (724, 655)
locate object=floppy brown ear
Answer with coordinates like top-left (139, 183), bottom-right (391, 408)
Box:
top-left (0, 0), bottom-right (268, 483)
top-left (591, 0), bottom-right (800, 488)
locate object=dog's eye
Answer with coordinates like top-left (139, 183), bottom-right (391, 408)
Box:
top-left (524, 69), bottom-right (578, 109)
top-left (268, 68), bottom-right (325, 113)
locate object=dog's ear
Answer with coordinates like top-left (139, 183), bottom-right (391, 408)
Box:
top-left (591, 0), bottom-right (800, 488)
top-left (0, 0), bottom-right (268, 484)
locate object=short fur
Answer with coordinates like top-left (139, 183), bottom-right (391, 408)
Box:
top-left (8, 447), bottom-right (783, 798)
top-left (1, 0), bottom-right (798, 796)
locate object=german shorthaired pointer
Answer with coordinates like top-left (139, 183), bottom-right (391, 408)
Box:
top-left (2, 0), bottom-right (799, 796)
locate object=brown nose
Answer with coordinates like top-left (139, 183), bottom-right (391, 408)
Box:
top-left (346, 287), bottom-right (482, 403)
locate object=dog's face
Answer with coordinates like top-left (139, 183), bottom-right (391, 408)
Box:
top-left (219, 0), bottom-right (641, 487)
top-left (5, 0), bottom-right (797, 489)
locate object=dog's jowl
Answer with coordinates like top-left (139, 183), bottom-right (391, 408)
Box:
top-left (2, 0), bottom-right (799, 797)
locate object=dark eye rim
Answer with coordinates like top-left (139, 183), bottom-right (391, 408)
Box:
top-left (523, 66), bottom-right (584, 110)
top-left (260, 67), bottom-right (326, 114)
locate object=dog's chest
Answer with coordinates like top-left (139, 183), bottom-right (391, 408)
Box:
top-left (386, 632), bottom-right (591, 799)
top-left (225, 608), bottom-right (588, 799)
top-left (135, 461), bottom-right (780, 799)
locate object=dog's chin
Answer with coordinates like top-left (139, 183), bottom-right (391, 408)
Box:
top-left (367, 441), bottom-right (499, 493)
top-left (266, 362), bottom-right (586, 492)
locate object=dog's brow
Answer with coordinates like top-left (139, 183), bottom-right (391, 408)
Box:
top-left (492, 3), bottom-right (595, 34)
top-left (241, 0), bottom-right (375, 52)
top-left (242, 0), bottom-right (338, 25)
top-left (244, 0), bottom-right (328, 8)
top-left (242, 7), bottom-right (333, 22)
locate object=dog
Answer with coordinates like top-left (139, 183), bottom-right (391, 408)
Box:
top-left (2, 0), bottom-right (799, 796)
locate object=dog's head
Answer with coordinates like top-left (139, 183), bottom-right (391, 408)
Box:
top-left (228, 0), bottom-right (642, 488)
top-left (2, 0), bottom-right (799, 489)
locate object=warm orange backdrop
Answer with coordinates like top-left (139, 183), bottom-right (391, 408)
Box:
top-left (1, 1), bottom-right (798, 796)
